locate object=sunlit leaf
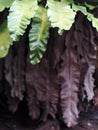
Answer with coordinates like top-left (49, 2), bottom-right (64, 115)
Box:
top-left (8, 0), bottom-right (38, 41)
top-left (0, 0), bottom-right (14, 12)
top-left (72, 3), bottom-right (87, 15)
top-left (47, 0), bottom-right (76, 33)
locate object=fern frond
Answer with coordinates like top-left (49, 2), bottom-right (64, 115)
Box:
top-left (0, 0), bottom-right (14, 12)
top-left (0, 21), bottom-right (13, 57)
top-left (8, 0), bottom-right (38, 41)
top-left (29, 7), bottom-right (50, 64)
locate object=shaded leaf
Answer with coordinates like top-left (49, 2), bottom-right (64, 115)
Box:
top-left (47, 28), bottom-right (66, 69)
top-left (84, 2), bottom-right (95, 10)
top-left (83, 0), bottom-right (98, 5)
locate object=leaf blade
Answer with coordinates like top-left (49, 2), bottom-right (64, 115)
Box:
top-left (58, 27), bottom-right (80, 127)
top-left (29, 7), bottom-right (50, 64)
top-left (47, 0), bottom-right (76, 33)
top-left (8, 0), bottom-right (38, 41)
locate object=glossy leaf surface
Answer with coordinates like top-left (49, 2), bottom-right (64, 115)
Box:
top-left (29, 7), bottom-right (49, 64)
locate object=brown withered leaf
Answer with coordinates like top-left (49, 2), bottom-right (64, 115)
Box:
top-left (47, 68), bottom-right (59, 119)
top-left (94, 89), bottom-right (98, 107)
top-left (26, 57), bottom-right (52, 121)
top-left (47, 28), bottom-right (66, 69)
top-left (4, 35), bottom-right (27, 112)
top-left (26, 58), bottom-right (41, 120)
top-left (11, 41), bottom-right (26, 100)
top-left (35, 120), bottom-right (60, 130)
top-left (84, 65), bottom-right (95, 101)
top-left (5, 39), bottom-right (26, 101)
top-left (58, 27), bottom-right (80, 127)
top-left (5, 46), bottom-right (14, 88)
top-left (4, 46), bottom-right (20, 112)
top-left (74, 14), bottom-right (96, 101)
top-left (26, 55), bottom-right (59, 121)
top-left (4, 83), bottom-right (20, 113)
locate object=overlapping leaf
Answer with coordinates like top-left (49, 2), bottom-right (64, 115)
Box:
top-left (29, 7), bottom-right (50, 64)
top-left (8, 0), bottom-right (38, 41)
top-left (0, 21), bottom-right (13, 58)
top-left (0, 0), bottom-right (14, 12)
top-left (47, 0), bottom-right (76, 33)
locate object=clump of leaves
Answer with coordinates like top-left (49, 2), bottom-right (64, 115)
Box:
top-left (0, 0), bottom-right (98, 64)
top-left (0, 0), bottom-right (98, 128)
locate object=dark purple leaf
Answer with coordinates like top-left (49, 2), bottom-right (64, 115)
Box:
top-left (58, 27), bottom-right (80, 127)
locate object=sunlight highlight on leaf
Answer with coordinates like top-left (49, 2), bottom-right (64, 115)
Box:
top-left (47, 0), bottom-right (76, 33)
top-left (8, 0), bottom-right (38, 41)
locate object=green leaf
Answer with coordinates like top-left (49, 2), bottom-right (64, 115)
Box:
top-left (83, 0), bottom-right (98, 5)
top-left (29, 7), bottom-right (50, 64)
top-left (84, 2), bottom-right (95, 10)
top-left (72, 3), bottom-right (98, 31)
top-left (72, 3), bottom-right (87, 15)
top-left (87, 13), bottom-right (98, 31)
top-left (0, 21), bottom-right (13, 57)
top-left (8, 0), bottom-right (38, 41)
top-left (47, 0), bottom-right (76, 33)
top-left (0, 0), bottom-right (14, 12)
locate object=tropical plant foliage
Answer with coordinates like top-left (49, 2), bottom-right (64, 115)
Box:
top-left (8, 0), bottom-right (38, 41)
top-left (0, 0), bottom-right (98, 64)
top-left (0, 0), bottom-right (98, 128)
top-left (29, 7), bottom-right (50, 64)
